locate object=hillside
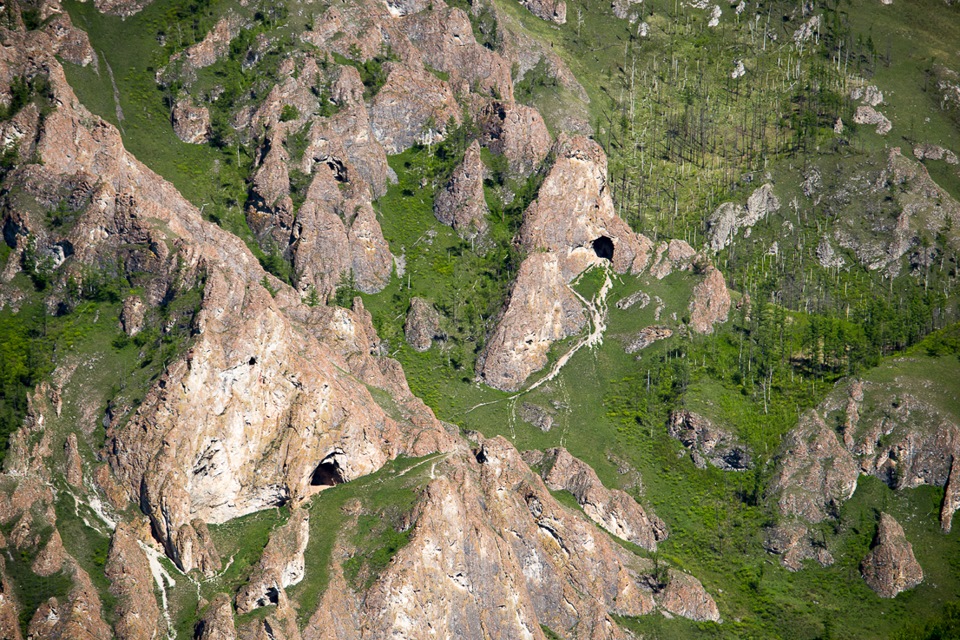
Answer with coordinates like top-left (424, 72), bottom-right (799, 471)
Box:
top-left (0, 0), bottom-right (959, 637)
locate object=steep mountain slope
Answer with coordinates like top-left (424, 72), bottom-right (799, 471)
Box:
top-left (1, 0), bottom-right (960, 637)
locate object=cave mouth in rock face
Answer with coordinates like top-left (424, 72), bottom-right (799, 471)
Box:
top-left (592, 236), bottom-right (615, 261)
top-left (311, 456), bottom-right (345, 487)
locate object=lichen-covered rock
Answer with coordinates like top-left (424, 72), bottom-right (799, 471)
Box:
top-left (656, 570), bottom-right (721, 622)
top-left (624, 326), bottom-right (673, 353)
top-left (400, 6), bottom-right (514, 100)
top-left (369, 63), bottom-right (461, 154)
top-left (477, 253), bottom-right (585, 391)
top-left (171, 97), bottom-right (210, 144)
top-left (769, 411), bottom-right (859, 523)
top-left (197, 594), bottom-right (237, 640)
top-left (853, 105), bottom-right (892, 135)
top-left (167, 13), bottom-right (243, 74)
top-left (106, 521), bottom-right (164, 640)
top-left (477, 100), bottom-right (552, 175)
top-left (64, 433), bottom-right (84, 487)
top-left (688, 265), bottom-right (730, 335)
top-left (519, 0), bottom-right (567, 23)
top-left (434, 140), bottom-right (489, 240)
top-left (119, 294), bottom-right (145, 337)
top-left (0, 557), bottom-right (23, 640)
top-left (648, 239), bottom-right (696, 279)
top-left (667, 410), bottom-right (751, 471)
top-left (404, 297), bottom-right (442, 352)
top-left (92, 0), bottom-right (153, 16)
top-left (304, 436), bottom-right (718, 638)
top-left (28, 562), bottom-right (112, 640)
top-left (530, 447), bottom-right (668, 550)
top-left (707, 183), bottom-right (780, 251)
top-left (236, 510), bottom-right (310, 614)
top-left (914, 143), bottom-right (959, 164)
top-left (479, 135), bottom-right (653, 390)
top-left (861, 513), bottom-right (923, 598)
top-left (763, 522), bottom-right (834, 571)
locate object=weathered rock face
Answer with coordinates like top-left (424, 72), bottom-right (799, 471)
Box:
top-left (861, 513), bottom-right (923, 598)
top-left (519, 135), bottom-right (651, 279)
top-left (119, 294), bottom-right (145, 337)
top-left (624, 325), bottom-right (673, 353)
top-left (236, 510), bottom-right (310, 614)
top-left (688, 265), bottom-right (730, 335)
top-left (477, 252), bottom-right (585, 391)
top-left (92, 0), bottom-right (153, 17)
top-left (433, 140), bottom-right (489, 240)
top-left (707, 183), bottom-right (780, 251)
top-left (305, 436), bottom-right (718, 639)
top-left (763, 522), bottom-right (834, 571)
top-left (769, 411), bottom-right (859, 523)
top-left (648, 239), bottom-right (697, 280)
top-left (526, 447), bottom-right (668, 551)
top-left (105, 521), bottom-right (164, 640)
top-left (171, 97), bottom-right (210, 144)
top-left (400, 6), bottom-right (514, 101)
top-left (658, 570), bottom-right (722, 622)
top-left (914, 143), bottom-right (959, 164)
top-left (477, 100), bottom-right (552, 175)
top-left (477, 136), bottom-right (655, 390)
top-left (197, 595), bottom-right (237, 640)
top-left (667, 410), bottom-right (751, 471)
top-left (370, 63), bottom-right (461, 154)
top-left (853, 105), bottom-right (892, 135)
top-left (404, 297), bottom-right (442, 351)
top-left (167, 13), bottom-right (242, 75)
top-left (519, 0), bottom-right (567, 23)
top-left (28, 562), bottom-right (112, 640)
top-left (0, 29), bottom-right (455, 577)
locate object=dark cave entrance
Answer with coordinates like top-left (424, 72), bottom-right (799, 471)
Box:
top-left (311, 454), bottom-right (345, 487)
top-left (592, 236), bottom-right (614, 261)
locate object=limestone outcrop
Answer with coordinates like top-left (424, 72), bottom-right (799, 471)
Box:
top-left (526, 447), bottom-right (668, 550)
top-left (433, 140), bottom-right (489, 240)
top-left (478, 135), bottom-right (653, 390)
top-left (405, 296), bottom-right (442, 352)
top-left (105, 521), bottom-right (164, 640)
top-left (707, 183), bottom-right (780, 251)
top-left (667, 410), bottom-right (751, 470)
top-left (477, 100), bottom-right (552, 175)
top-left (303, 436), bottom-right (719, 638)
top-left (689, 265), bottom-right (731, 335)
top-left (235, 510), bottom-right (311, 614)
top-left (171, 97), bottom-right (210, 144)
top-left (861, 513), bottom-right (923, 598)
top-left (769, 411), bottom-right (859, 524)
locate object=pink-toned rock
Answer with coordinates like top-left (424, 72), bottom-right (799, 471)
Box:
top-left (171, 98), bottom-right (210, 144)
top-left (434, 140), bottom-right (489, 240)
top-left (531, 447), bottom-right (667, 550)
top-left (519, 0), bottom-right (567, 23)
top-left (106, 521), bottom-right (164, 640)
top-left (861, 513), bottom-right (923, 598)
top-left (688, 265), bottom-right (730, 334)
top-left (478, 100), bottom-right (552, 175)
top-left (769, 411), bottom-right (859, 523)
top-left (369, 63), bottom-right (461, 154)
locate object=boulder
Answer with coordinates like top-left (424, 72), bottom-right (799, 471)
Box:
top-left (434, 140), bottom-right (489, 241)
top-left (171, 97), bottom-right (210, 144)
top-left (853, 105), bottom-right (892, 135)
top-left (404, 297), bottom-right (442, 352)
top-left (667, 410), bottom-right (751, 470)
top-left (861, 513), bottom-right (923, 598)
top-left (688, 265), bottom-right (730, 335)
